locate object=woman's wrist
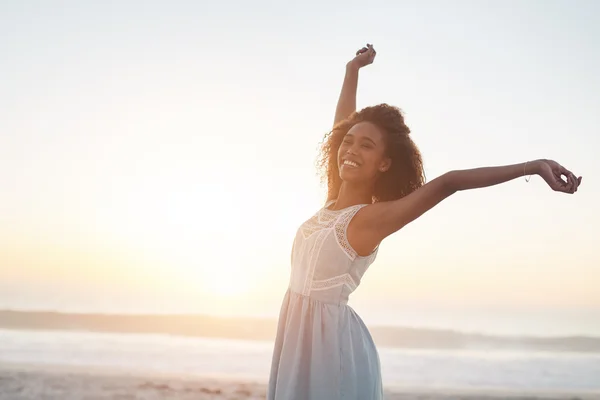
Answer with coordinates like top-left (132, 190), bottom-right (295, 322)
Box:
top-left (525, 159), bottom-right (543, 176)
top-left (346, 60), bottom-right (360, 73)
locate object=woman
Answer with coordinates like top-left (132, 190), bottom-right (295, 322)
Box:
top-left (267, 44), bottom-right (582, 400)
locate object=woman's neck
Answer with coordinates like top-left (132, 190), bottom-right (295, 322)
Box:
top-left (331, 183), bottom-right (373, 210)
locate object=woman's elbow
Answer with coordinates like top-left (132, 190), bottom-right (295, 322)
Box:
top-left (439, 171), bottom-right (459, 195)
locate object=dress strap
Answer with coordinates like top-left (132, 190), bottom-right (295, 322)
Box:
top-left (333, 204), bottom-right (369, 260)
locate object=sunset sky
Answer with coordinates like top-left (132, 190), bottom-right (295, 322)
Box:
top-left (1, 1), bottom-right (599, 336)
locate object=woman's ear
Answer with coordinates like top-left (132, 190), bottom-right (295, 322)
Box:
top-left (379, 157), bottom-right (391, 172)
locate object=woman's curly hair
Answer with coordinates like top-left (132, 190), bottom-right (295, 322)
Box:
top-left (317, 103), bottom-right (425, 203)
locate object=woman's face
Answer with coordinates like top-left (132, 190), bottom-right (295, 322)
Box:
top-left (337, 121), bottom-right (391, 184)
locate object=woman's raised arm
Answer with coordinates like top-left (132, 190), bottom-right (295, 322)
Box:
top-left (333, 44), bottom-right (376, 127)
top-left (348, 159), bottom-right (582, 255)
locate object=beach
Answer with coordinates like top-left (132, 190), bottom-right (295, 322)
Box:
top-left (1, 328), bottom-right (599, 400)
top-left (0, 362), bottom-right (266, 400)
top-left (2, 363), bottom-right (598, 400)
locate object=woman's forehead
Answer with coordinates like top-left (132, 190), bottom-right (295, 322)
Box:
top-left (347, 122), bottom-right (384, 142)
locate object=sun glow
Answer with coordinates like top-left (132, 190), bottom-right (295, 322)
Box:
top-left (203, 263), bottom-right (252, 297)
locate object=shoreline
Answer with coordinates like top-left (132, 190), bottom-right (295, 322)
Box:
top-left (2, 323), bottom-right (600, 354)
top-left (1, 362), bottom-right (598, 400)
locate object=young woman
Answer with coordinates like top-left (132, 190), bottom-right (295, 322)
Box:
top-left (267, 44), bottom-right (582, 400)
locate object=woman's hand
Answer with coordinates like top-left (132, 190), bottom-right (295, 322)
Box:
top-left (533, 159), bottom-right (582, 194)
top-left (347, 44), bottom-right (376, 70)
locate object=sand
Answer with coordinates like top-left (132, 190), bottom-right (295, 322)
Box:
top-left (0, 362), bottom-right (597, 400)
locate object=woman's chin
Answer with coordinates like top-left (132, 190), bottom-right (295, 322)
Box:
top-left (339, 170), bottom-right (364, 182)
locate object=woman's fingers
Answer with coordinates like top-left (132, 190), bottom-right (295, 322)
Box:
top-left (550, 170), bottom-right (569, 193)
top-left (571, 173), bottom-right (579, 193)
top-left (353, 44), bottom-right (376, 65)
top-left (556, 165), bottom-right (574, 192)
top-left (558, 168), bottom-right (580, 194)
top-left (356, 47), bottom-right (368, 56)
top-left (565, 172), bottom-right (574, 193)
top-left (544, 162), bottom-right (582, 194)
top-left (564, 167), bottom-right (580, 193)
top-left (368, 45), bottom-right (376, 61)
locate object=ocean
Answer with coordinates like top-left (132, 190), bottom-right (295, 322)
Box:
top-left (1, 328), bottom-right (599, 394)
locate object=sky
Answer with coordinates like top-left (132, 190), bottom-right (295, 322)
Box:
top-left (1, 0), bottom-right (599, 336)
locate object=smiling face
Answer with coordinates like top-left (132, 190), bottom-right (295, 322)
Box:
top-left (337, 121), bottom-right (391, 184)
top-left (319, 104), bottom-right (424, 203)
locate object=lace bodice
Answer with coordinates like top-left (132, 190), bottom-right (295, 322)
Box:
top-left (288, 200), bottom-right (378, 305)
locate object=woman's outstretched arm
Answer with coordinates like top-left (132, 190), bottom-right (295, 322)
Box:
top-left (350, 159), bottom-right (582, 254)
top-left (333, 44), bottom-right (376, 127)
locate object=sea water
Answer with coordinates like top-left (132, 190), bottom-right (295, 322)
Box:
top-left (0, 328), bottom-right (599, 393)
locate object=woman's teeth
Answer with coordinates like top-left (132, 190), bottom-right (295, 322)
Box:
top-left (343, 160), bottom-right (359, 167)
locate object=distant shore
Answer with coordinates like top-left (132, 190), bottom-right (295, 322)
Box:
top-left (1, 362), bottom-right (598, 400)
top-left (1, 309), bottom-right (599, 353)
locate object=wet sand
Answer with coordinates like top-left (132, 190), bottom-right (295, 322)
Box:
top-left (0, 362), bottom-right (597, 400)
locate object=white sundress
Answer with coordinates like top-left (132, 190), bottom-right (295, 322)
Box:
top-left (268, 200), bottom-right (383, 399)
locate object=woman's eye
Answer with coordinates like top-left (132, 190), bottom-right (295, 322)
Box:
top-left (361, 144), bottom-right (372, 149)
